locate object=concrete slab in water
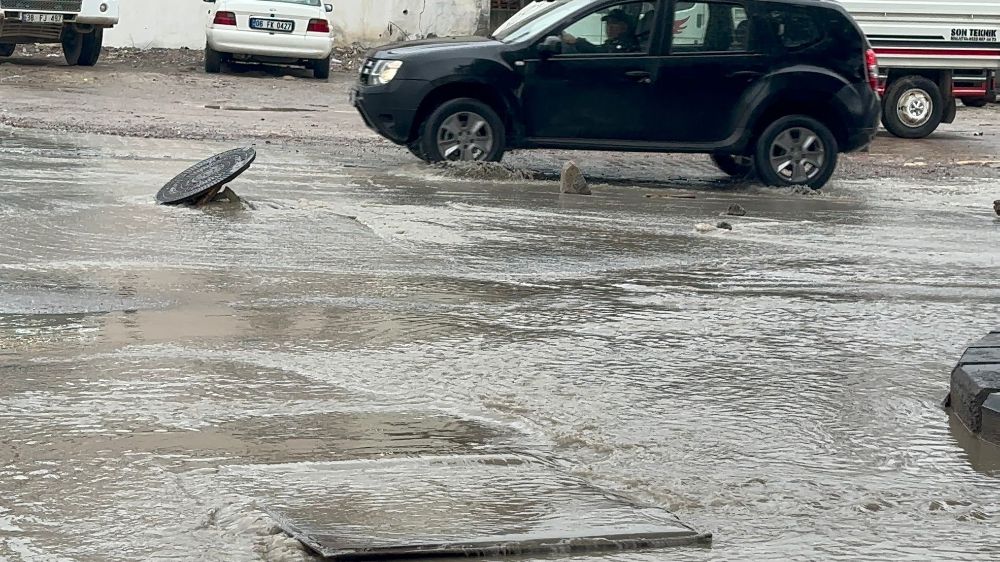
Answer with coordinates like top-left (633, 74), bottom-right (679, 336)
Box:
top-left (959, 347), bottom-right (1000, 366)
top-left (951, 364), bottom-right (1000, 434)
top-left (265, 454), bottom-right (710, 560)
top-left (980, 393), bottom-right (1000, 445)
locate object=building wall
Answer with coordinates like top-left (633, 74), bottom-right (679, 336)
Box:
top-left (105, 0), bottom-right (490, 49)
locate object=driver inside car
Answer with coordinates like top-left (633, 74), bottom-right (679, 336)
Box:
top-left (561, 9), bottom-right (640, 53)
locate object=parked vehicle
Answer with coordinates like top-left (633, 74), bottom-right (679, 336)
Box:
top-left (352, 0), bottom-right (880, 189)
top-left (838, 0), bottom-right (1000, 138)
top-left (202, 0), bottom-right (335, 80)
top-left (0, 0), bottom-right (119, 66)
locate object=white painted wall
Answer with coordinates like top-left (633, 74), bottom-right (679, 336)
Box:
top-left (104, 0), bottom-right (489, 49)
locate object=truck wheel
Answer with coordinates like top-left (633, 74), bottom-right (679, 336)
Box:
top-left (205, 45), bottom-right (223, 74)
top-left (710, 154), bottom-right (755, 179)
top-left (881, 76), bottom-right (944, 138)
top-left (418, 98), bottom-right (506, 163)
top-left (78, 28), bottom-right (103, 67)
top-left (62, 27), bottom-right (83, 66)
top-left (312, 55), bottom-right (330, 80)
top-left (961, 97), bottom-right (989, 108)
top-left (0, 43), bottom-right (15, 57)
top-left (755, 115), bottom-right (838, 190)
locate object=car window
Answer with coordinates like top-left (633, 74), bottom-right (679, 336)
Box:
top-left (671, 1), bottom-right (750, 54)
top-left (558, 1), bottom-right (655, 55)
top-left (767, 6), bottom-right (822, 50)
top-left (494, 0), bottom-right (594, 43)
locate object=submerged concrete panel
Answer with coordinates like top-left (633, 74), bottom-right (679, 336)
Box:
top-left (266, 454), bottom-right (710, 560)
top-left (951, 364), bottom-right (1000, 433)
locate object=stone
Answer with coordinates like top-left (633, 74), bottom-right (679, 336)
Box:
top-left (994, 200), bottom-right (1000, 216)
top-left (950, 363), bottom-right (1000, 433)
top-left (560, 161), bottom-right (591, 195)
top-left (695, 223), bottom-right (716, 233)
top-left (959, 347), bottom-right (1000, 366)
top-left (723, 204), bottom-right (747, 217)
top-left (716, 221), bottom-right (733, 230)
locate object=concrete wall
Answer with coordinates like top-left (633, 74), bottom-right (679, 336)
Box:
top-left (105, 0), bottom-right (489, 49)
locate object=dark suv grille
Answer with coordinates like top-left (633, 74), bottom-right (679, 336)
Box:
top-left (0, 0), bottom-right (83, 12)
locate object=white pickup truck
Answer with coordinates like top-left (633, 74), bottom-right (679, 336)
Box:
top-left (838, 0), bottom-right (1000, 138)
top-left (0, 0), bottom-right (119, 66)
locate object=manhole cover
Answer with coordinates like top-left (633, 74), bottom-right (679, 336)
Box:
top-left (156, 147), bottom-right (256, 204)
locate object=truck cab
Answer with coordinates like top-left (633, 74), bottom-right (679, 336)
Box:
top-left (0, 0), bottom-right (120, 66)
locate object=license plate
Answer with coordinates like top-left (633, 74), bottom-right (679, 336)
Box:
top-left (22, 13), bottom-right (63, 24)
top-left (249, 18), bottom-right (294, 33)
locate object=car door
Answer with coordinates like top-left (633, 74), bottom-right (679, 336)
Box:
top-left (518, 1), bottom-right (663, 142)
top-left (647, 0), bottom-right (769, 144)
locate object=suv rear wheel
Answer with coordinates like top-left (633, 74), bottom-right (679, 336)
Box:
top-left (417, 98), bottom-right (506, 163)
top-left (882, 76), bottom-right (944, 139)
top-left (710, 154), bottom-right (755, 179)
top-left (755, 115), bottom-right (838, 190)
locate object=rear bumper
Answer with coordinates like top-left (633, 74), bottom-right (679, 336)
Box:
top-left (841, 85), bottom-right (882, 152)
top-left (351, 79), bottom-right (430, 145)
top-left (78, 0), bottom-right (119, 25)
top-left (207, 27), bottom-right (332, 59)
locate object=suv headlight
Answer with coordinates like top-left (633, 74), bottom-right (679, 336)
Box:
top-left (370, 60), bottom-right (403, 86)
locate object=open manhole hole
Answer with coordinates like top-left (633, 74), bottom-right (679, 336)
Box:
top-left (156, 146), bottom-right (255, 206)
top-left (259, 454), bottom-right (711, 560)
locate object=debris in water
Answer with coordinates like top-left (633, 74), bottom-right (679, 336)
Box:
top-left (560, 161), bottom-right (591, 195)
top-left (695, 223), bottom-right (716, 233)
top-left (994, 199), bottom-right (1000, 216)
top-left (431, 161), bottom-right (535, 182)
top-left (156, 147), bottom-right (256, 206)
top-left (723, 204), bottom-right (747, 217)
top-left (716, 221), bottom-right (733, 230)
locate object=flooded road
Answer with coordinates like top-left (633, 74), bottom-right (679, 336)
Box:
top-left (3, 127), bottom-right (1000, 561)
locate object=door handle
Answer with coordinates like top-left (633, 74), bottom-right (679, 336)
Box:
top-left (625, 70), bottom-right (652, 84)
top-left (727, 70), bottom-right (763, 80)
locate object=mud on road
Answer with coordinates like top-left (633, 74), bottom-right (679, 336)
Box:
top-left (2, 46), bottom-right (1000, 186)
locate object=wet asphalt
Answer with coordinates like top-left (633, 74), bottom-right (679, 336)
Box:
top-left (2, 125), bottom-right (1000, 561)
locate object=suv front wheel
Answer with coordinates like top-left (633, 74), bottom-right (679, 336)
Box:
top-left (417, 98), bottom-right (506, 163)
top-left (755, 115), bottom-right (838, 190)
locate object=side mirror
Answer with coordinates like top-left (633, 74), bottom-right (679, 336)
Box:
top-left (538, 35), bottom-right (562, 59)
top-left (325, 4), bottom-right (333, 12)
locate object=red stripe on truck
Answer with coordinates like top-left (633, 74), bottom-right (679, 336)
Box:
top-left (875, 47), bottom-right (1000, 58)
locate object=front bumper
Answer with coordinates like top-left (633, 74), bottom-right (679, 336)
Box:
top-left (350, 79), bottom-right (430, 145)
top-left (207, 27), bottom-right (332, 60)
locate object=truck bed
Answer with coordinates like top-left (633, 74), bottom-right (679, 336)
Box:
top-left (837, 0), bottom-right (1000, 70)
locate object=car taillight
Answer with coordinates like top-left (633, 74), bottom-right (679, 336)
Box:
top-left (866, 48), bottom-right (879, 91)
top-left (307, 18), bottom-right (330, 33)
top-left (214, 11), bottom-right (237, 26)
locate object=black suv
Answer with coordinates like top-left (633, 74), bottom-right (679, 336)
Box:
top-left (351, 0), bottom-right (880, 189)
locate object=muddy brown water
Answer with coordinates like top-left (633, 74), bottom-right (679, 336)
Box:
top-left (2, 129), bottom-right (1000, 561)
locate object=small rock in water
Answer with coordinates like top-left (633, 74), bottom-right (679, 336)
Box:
top-left (560, 161), bottom-right (591, 195)
top-left (695, 223), bottom-right (716, 233)
top-left (994, 200), bottom-right (1000, 216)
top-left (716, 221), bottom-right (733, 230)
top-left (723, 203), bottom-right (747, 217)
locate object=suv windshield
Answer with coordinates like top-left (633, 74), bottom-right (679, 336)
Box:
top-left (493, 0), bottom-right (593, 43)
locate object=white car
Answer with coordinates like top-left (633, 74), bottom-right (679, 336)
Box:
top-left (204, 0), bottom-right (335, 79)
